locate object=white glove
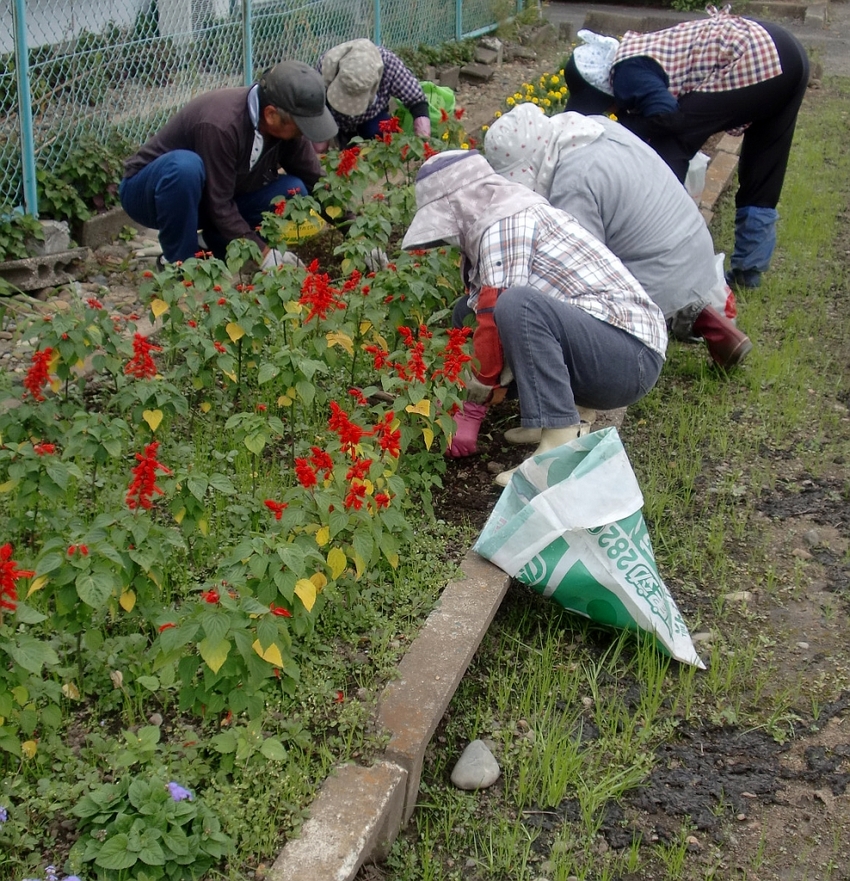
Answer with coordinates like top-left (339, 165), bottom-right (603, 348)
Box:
top-left (312, 140), bottom-right (330, 155)
top-left (365, 248), bottom-right (390, 272)
top-left (261, 248), bottom-right (304, 270)
top-left (413, 116), bottom-right (431, 138)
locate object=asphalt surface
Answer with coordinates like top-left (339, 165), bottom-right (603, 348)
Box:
top-left (542, 0), bottom-right (850, 77)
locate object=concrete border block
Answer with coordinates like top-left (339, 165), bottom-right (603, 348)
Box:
top-left (0, 247), bottom-right (90, 292)
top-left (377, 550), bottom-right (512, 822)
top-left (268, 761), bottom-right (408, 881)
top-left (75, 206), bottom-right (134, 250)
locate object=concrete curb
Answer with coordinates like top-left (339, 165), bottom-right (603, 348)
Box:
top-left (266, 24), bottom-right (746, 881)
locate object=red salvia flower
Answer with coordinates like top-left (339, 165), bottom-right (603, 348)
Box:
top-left (294, 458), bottom-right (318, 489)
top-left (201, 589), bottom-right (220, 604)
top-left (309, 447), bottom-right (334, 480)
top-left (126, 441), bottom-right (172, 511)
top-left (348, 388), bottom-right (368, 406)
top-left (0, 544), bottom-right (34, 613)
top-left (345, 457), bottom-right (372, 482)
top-left (344, 482), bottom-right (367, 511)
top-left (158, 622), bottom-right (176, 632)
top-left (378, 116), bottom-right (403, 134)
top-left (368, 412), bottom-right (402, 459)
top-left (432, 326), bottom-right (473, 383)
top-left (341, 269), bottom-right (362, 293)
top-left (86, 297), bottom-right (104, 310)
top-left (23, 347), bottom-right (54, 402)
top-left (423, 142), bottom-right (439, 160)
top-left (374, 492), bottom-right (391, 509)
top-left (214, 341), bottom-right (227, 353)
top-left (400, 144), bottom-right (410, 160)
top-left (33, 443), bottom-right (55, 456)
top-left (299, 263), bottom-right (346, 323)
top-left (270, 604), bottom-right (292, 618)
top-left (454, 107), bottom-right (465, 120)
top-left (124, 334), bottom-right (161, 379)
top-left (328, 402), bottom-right (364, 454)
top-left (334, 690), bottom-right (345, 703)
top-left (274, 199), bottom-right (287, 216)
top-left (264, 499), bottom-right (287, 520)
top-left (440, 108), bottom-right (449, 123)
top-left (336, 146), bottom-right (361, 178)
top-left (363, 344), bottom-right (391, 370)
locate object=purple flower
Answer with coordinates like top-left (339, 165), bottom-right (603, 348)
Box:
top-left (0, 804), bottom-right (7, 823)
top-left (167, 781), bottom-right (193, 802)
top-left (62, 877), bottom-right (82, 881)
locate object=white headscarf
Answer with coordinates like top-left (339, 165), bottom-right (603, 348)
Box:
top-left (484, 104), bottom-right (606, 197)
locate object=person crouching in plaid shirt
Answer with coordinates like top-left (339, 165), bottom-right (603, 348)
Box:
top-left (401, 150), bottom-right (667, 488)
top-left (315, 39), bottom-right (432, 148)
top-left (564, 8), bottom-right (810, 291)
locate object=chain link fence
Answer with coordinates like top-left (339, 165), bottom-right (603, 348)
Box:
top-left (3, 0), bottom-right (520, 216)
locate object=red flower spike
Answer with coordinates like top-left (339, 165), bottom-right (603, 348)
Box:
top-left (274, 199), bottom-right (287, 216)
top-left (86, 297), bottom-right (104, 310)
top-left (201, 589), bottom-right (220, 604)
top-left (294, 458), bottom-right (318, 489)
top-left (124, 333), bottom-right (162, 380)
top-left (158, 622), bottom-right (176, 633)
top-left (270, 604), bottom-right (292, 618)
top-left (336, 146), bottom-right (361, 178)
top-left (0, 543), bottom-right (34, 613)
top-left (23, 347), bottom-right (54, 402)
top-left (264, 499), bottom-right (287, 520)
top-left (33, 443), bottom-right (55, 456)
top-left (309, 447), bottom-right (334, 480)
top-left (126, 441), bottom-right (172, 511)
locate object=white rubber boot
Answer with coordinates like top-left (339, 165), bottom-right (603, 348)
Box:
top-left (495, 424), bottom-right (585, 487)
top-left (503, 407), bottom-right (596, 445)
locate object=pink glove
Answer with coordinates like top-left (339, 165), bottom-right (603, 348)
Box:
top-left (413, 116), bottom-right (431, 138)
top-left (446, 402), bottom-right (487, 458)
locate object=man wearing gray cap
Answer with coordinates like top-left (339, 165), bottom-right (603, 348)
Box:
top-left (120, 61), bottom-right (338, 267)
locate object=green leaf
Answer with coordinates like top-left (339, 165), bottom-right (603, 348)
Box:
top-left (137, 833), bottom-right (166, 866)
top-left (260, 737), bottom-right (288, 761)
top-left (136, 675), bottom-right (160, 692)
top-left (6, 635), bottom-right (60, 673)
top-left (44, 460), bottom-right (70, 488)
top-left (76, 571), bottom-right (114, 608)
top-left (244, 432), bottom-right (267, 454)
top-left (95, 834), bottom-right (139, 870)
top-left (161, 827), bottom-right (191, 857)
top-left (257, 362), bottom-right (280, 384)
top-left (11, 602), bottom-right (48, 624)
top-left (198, 636), bottom-right (231, 673)
top-left (187, 475), bottom-right (208, 501)
top-left (35, 552), bottom-right (65, 576)
top-left (208, 473), bottom-right (236, 494)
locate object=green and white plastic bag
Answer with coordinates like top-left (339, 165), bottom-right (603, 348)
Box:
top-left (474, 426), bottom-right (704, 668)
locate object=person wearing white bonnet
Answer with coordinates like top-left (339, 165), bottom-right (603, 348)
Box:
top-left (562, 29), bottom-right (619, 115)
top-left (402, 150), bottom-right (667, 486)
top-left (481, 103), bottom-right (752, 380)
top-left (316, 39), bottom-right (431, 148)
top-left (565, 9), bottom-right (809, 292)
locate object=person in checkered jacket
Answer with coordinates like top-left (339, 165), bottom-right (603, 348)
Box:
top-left (563, 8), bottom-right (809, 291)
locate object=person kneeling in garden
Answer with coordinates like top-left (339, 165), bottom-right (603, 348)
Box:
top-left (401, 150), bottom-right (667, 487)
top-left (120, 61), bottom-right (337, 266)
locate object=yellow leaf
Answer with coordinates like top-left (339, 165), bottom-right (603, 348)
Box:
top-left (341, 258), bottom-right (354, 277)
top-left (75, 359), bottom-right (86, 370)
top-left (62, 682), bottom-right (81, 700)
top-left (294, 578), bottom-right (317, 612)
top-left (199, 637), bottom-right (231, 673)
top-left (326, 330), bottom-right (354, 355)
top-left (200, 401), bottom-right (212, 413)
top-left (328, 547), bottom-right (347, 580)
top-left (437, 275), bottom-right (454, 289)
top-left (147, 570), bottom-right (161, 589)
top-left (353, 552), bottom-right (366, 579)
top-left (284, 301), bottom-right (303, 315)
top-left (26, 575), bottom-right (48, 598)
top-left (21, 740), bottom-right (38, 759)
top-left (0, 478), bottom-right (19, 494)
top-left (277, 393), bottom-right (293, 407)
top-left (422, 427), bottom-right (435, 450)
top-left (223, 371), bottom-right (238, 383)
top-left (174, 508), bottom-right (186, 525)
top-left (406, 399), bottom-right (431, 418)
top-left (385, 552), bottom-right (399, 569)
top-left (142, 409), bottom-right (163, 432)
top-left (310, 572), bottom-right (327, 592)
top-left (359, 320), bottom-right (373, 335)
top-left (119, 589), bottom-right (136, 612)
top-left (50, 378), bottom-right (61, 393)
top-left (325, 205), bottom-right (342, 219)
top-left (373, 332), bottom-right (389, 351)
top-left (315, 525), bottom-right (330, 548)
top-left (198, 519), bottom-right (209, 537)
top-left (252, 639), bottom-right (284, 667)
top-left (226, 322), bottom-right (246, 342)
top-left (150, 298), bottom-right (169, 318)
top-left (48, 350), bottom-right (60, 372)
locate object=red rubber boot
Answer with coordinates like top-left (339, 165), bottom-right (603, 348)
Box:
top-left (692, 305), bottom-right (753, 369)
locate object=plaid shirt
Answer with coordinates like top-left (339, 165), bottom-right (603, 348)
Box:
top-left (469, 204), bottom-right (667, 358)
top-left (614, 14), bottom-right (782, 96)
top-left (319, 47), bottom-right (426, 130)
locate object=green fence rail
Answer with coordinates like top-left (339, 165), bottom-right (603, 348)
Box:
top-left (2, 0), bottom-right (517, 217)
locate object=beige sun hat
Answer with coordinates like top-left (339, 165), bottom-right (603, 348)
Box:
top-left (322, 39), bottom-right (384, 117)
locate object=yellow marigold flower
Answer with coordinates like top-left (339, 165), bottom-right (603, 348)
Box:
top-left (514, 92), bottom-right (522, 100)
top-left (494, 111), bottom-right (502, 118)
top-left (550, 75), bottom-right (560, 85)
top-left (506, 97), bottom-right (515, 106)
top-left (543, 98), bottom-right (551, 107)
top-left (461, 142), bottom-right (469, 150)
top-left (608, 113), bottom-right (618, 121)
top-left (560, 86), bottom-right (567, 94)
top-left (481, 125), bottom-right (489, 132)
top-left (531, 97), bottom-right (539, 104)
top-left (441, 131), bottom-right (449, 140)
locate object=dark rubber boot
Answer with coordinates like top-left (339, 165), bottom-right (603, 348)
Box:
top-left (692, 305), bottom-right (753, 369)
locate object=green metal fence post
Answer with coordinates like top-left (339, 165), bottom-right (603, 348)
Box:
top-left (13, 0), bottom-right (38, 217)
top-left (242, 0), bottom-right (254, 83)
top-left (374, 0), bottom-right (382, 45)
top-left (456, 0), bottom-right (463, 41)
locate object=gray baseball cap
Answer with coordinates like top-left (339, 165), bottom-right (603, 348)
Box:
top-left (259, 60), bottom-right (338, 142)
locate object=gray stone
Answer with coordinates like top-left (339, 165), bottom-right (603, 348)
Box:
top-left (474, 46), bottom-right (501, 66)
top-left (802, 528), bottom-right (822, 547)
top-left (459, 62), bottom-right (495, 83)
top-left (450, 739), bottom-right (501, 790)
top-left (0, 248), bottom-right (90, 292)
top-left (558, 22), bottom-right (573, 43)
top-left (27, 220), bottom-right (71, 256)
top-left (75, 205), bottom-right (133, 249)
top-left (437, 66), bottom-right (461, 91)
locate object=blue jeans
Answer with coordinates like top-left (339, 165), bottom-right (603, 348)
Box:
top-left (119, 150), bottom-right (307, 262)
top-left (494, 286), bottom-right (663, 428)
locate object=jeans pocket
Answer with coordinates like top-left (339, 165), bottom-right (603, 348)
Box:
top-left (637, 347), bottom-right (663, 397)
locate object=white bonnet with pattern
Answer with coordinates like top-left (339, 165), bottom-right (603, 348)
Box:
top-left (572, 29), bottom-right (619, 96)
